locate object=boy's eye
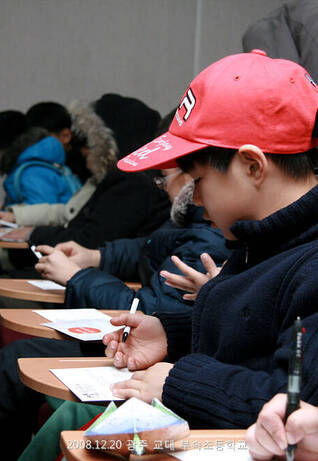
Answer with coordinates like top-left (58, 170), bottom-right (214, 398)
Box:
top-left (194, 178), bottom-right (201, 185)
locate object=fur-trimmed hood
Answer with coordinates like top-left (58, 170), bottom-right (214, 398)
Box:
top-left (68, 100), bottom-right (118, 183)
top-left (170, 180), bottom-right (195, 227)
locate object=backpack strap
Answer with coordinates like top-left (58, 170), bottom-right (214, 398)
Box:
top-left (13, 160), bottom-right (81, 202)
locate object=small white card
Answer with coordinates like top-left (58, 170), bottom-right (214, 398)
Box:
top-left (42, 318), bottom-right (122, 341)
top-left (0, 219), bottom-right (18, 228)
top-left (28, 280), bottom-right (65, 290)
top-left (33, 308), bottom-right (108, 322)
top-left (50, 366), bottom-right (133, 401)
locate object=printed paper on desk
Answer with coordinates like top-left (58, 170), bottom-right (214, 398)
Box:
top-left (170, 446), bottom-right (252, 460)
top-left (28, 280), bottom-right (65, 290)
top-left (50, 366), bottom-right (133, 401)
top-left (0, 236), bottom-right (25, 242)
top-left (0, 219), bottom-right (18, 228)
top-left (0, 228), bottom-right (14, 238)
top-left (42, 318), bottom-right (121, 341)
top-left (33, 308), bottom-right (108, 322)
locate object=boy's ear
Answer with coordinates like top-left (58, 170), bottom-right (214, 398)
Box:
top-left (237, 144), bottom-right (268, 184)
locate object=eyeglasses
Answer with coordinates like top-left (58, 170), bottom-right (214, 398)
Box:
top-left (153, 170), bottom-right (182, 189)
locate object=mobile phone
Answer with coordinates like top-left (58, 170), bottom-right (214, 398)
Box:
top-left (30, 245), bottom-right (42, 259)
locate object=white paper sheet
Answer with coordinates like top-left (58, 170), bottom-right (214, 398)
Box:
top-left (50, 366), bottom-right (133, 401)
top-left (33, 308), bottom-right (108, 322)
top-left (28, 280), bottom-right (65, 290)
top-left (170, 445), bottom-right (252, 460)
top-left (0, 219), bottom-right (18, 228)
top-left (0, 236), bottom-right (25, 242)
top-left (42, 318), bottom-right (122, 341)
top-left (0, 228), bottom-right (14, 237)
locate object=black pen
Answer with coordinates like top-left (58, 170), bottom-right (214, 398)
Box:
top-left (285, 316), bottom-right (304, 461)
top-left (122, 298), bottom-right (139, 343)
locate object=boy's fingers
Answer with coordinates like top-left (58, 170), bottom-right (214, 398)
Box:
top-left (110, 313), bottom-right (143, 328)
top-left (104, 339), bottom-right (120, 358)
top-left (183, 293), bottom-right (197, 301)
top-left (111, 387), bottom-right (139, 399)
top-left (286, 403), bottom-right (318, 444)
top-left (170, 255), bottom-right (198, 277)
top-left (102, 332), bottom-right (121, 346)
top-left (256, 395), bottom-right (288, 451)
top-left (160, 272), bottom-right (194, 291)
top-left (113, 351), bottom-right (127, 368)
top-left (200, 253), bottom-right (218, 276)
top-left (245, 424), bottom-right (278, 460)
top-left (127, 356), bottom-right (139, 370)
top-left (35, 245), bottom-right (55, 255)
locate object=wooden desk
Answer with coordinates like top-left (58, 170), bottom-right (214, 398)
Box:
top-left (0, 309), bottom-right (126, 340)
top-left (0, 278), bottom-right (65, 303)
top-left (60, 429), bottom-right (247, 461)
top-left (0, 279), bottom-right (142, 303)
top-left (0, 240), bottom-right (28, 249)
top-left (18, 357), bottom-right (115, 402)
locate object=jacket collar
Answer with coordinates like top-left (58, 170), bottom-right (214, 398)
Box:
top-left (230, 184), bottom-right (318, 251)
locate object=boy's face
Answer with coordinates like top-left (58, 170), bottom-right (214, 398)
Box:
top-left (162, 168), bottom-right (192, 202)
top-left (55, 128), bottom-right (72, 151)
top-left (189, 158), bottom-right (252, 240)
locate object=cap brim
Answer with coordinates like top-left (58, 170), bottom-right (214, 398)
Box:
top-left (117, 131), bottom-right (208, 172)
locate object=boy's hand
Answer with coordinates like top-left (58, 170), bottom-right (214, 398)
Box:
top-left (111, 362), bottom-right (173, 403)
top-left (0, 211), bottom-right (15, 222)
top-left (35, 245), bottom-right (81, 285)
top-left (160, 253), bottom-right (222, 300)
top-left (53, 241), bottom-right (101, 268)
top-left (245, 394), bottom-right (318, 460)
top-left (103, 313), bottom-right (167, 370)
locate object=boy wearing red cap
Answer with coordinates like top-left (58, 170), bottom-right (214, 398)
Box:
top-left (102, 49), bottom-right (318, 430)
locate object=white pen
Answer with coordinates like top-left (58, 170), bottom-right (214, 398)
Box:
top-left (30, 245), bottom-right (42, 259)
top-left (122, 298), bottom-right (139, 343)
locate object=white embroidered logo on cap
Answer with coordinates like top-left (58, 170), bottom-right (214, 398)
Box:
top-left (127, 135), bottom-right (173, 163)
top-left (179, 88), bottom-right (196, 122)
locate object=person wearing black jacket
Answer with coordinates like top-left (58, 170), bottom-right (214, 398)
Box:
top-left (0, 169), bottom-right (229, 461)
top-left (4, 95), bottom-right (170, 269)
top-left (35, 178), bottom-right (230, 313)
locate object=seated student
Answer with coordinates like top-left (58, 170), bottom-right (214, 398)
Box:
top-left (0, 102), bottom-right (81, 206)
top-left (34, 167), bottom-right (229, 313)
top-left (13, 51), bottom-right (318, 460)
top-left (0, 100), bottom-right (117, 228)
top-left (245, 394), bottom-right (318, 460)
top-left (2, 95), bottom-right (170, 250)
top-left (96, 50), bottom-right (318, 431)
top-left (0, 168), bottom-right (229, 461)
top-left (14, 167), bottom-right (230, 461)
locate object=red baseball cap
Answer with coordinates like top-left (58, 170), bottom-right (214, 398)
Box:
top-left (118, 50), bottom-right (318, 172)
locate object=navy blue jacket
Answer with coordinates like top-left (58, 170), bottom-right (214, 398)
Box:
top-left (65, 206), bottom-right (231, 314)
top-left (157, 185), bottom-right (318, 429)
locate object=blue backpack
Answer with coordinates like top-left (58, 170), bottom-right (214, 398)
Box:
top-left (12, 160), bottom-right (82, 202)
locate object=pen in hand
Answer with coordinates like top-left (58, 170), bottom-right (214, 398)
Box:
top-left (285, 316), bottom-right (304, 461)
top-left (122, 298), bottom-right (139, 343)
